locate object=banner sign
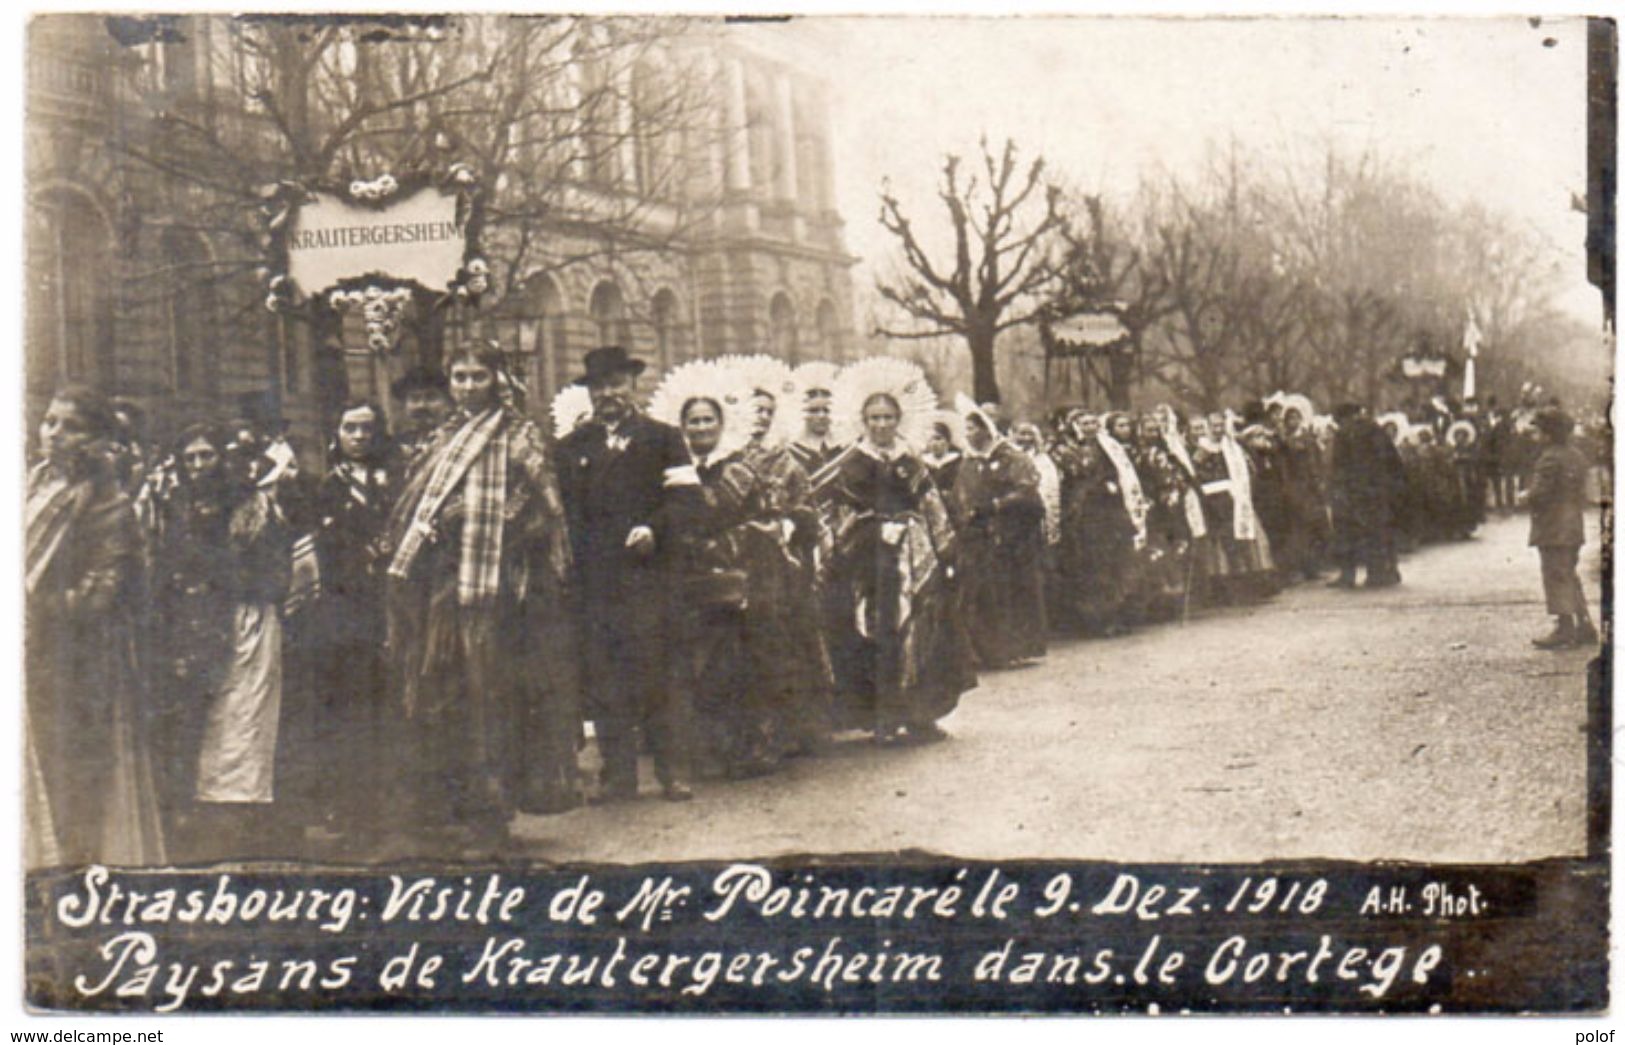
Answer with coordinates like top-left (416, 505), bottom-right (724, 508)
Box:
top-left (25, 858), bottom-right (1605, 1014)
top-left (1049, 312), bottom-right (1130, 348)
top-left (287, 188), bottom-right (467, 298)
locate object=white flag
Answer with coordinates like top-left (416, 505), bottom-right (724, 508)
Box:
top-left (1463, 311), bottom-right (1483, 358)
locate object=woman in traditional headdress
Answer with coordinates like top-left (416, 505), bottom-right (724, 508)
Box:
top-left (1278, 396), bottom-right (1330, 581)
top-left (824, 358), bottom-right (976, 743)
top-left (27, 386), bottom-right (166, 868)
top-left (1188, 412), bottom-right (1276, 604)
top-left (1050, 410), bottom-right (1138, 636)
top-left (1240, 422), bottom-right (1290, 572)
top-left (728, 354), bottom-right (835, 759)
top-left (946, 395), bottom-right (1046, 669)
top-left (648, 360), bottom-right (790, 777)
top-left (382, 344), bottom-right (578, 853)
top-left (1128, 411), bottom-right (1196, 622)
top-left (152, 417), bottom-right (290, 859)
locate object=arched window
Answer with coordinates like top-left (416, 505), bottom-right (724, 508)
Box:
top-left (815, 299), bottom-right (842, 362)
top-left (590, 280), bottom-right (632, 349)
top-left (651, 288), bottom-right (680, 370)
top-left (161, 227), bottom-right (219, 397)
top-left (518, 273), bottom-right (566, 404)
top-left (769, 292), bottom-right (798, 365)
top-left (27, 186), bottom-right (114, 393)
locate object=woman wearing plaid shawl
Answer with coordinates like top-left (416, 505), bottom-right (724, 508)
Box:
top-left (383, 345), bottom-right (577, 854)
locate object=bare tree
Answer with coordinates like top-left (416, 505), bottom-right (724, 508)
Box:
top-left (110, 15), bottom-right (725, 332)
top-left (874, 136), bottom-right (1067, 403)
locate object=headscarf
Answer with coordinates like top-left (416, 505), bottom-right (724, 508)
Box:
top-left (1218, 411), bottom-right (1260, 541)
top-left (1155, 405), bottom-right (1207, 539)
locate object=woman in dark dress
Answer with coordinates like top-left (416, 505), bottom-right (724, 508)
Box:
top-left (295, 399), bottom-right (395, 842)
top-left (824, 360), bottom-right (976, 743)
top-left (1051, 411), bottom-right (1137, 636)
top-left (948, 397), bottom-right (1047, 669)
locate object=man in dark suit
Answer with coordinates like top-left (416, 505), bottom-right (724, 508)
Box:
top-left (1327, 403), bottom-right (1405, 589)
top-left (1521, 408), bottom-right (1598, 649)
top-left (556, 346), bottom-right (699, 801)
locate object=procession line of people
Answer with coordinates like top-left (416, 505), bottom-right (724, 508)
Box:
top-left (25, 348), bottom-right (1604, 867)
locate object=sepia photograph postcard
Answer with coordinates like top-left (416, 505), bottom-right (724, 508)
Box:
top-left (13, 5), bottom-right (1616, 1024)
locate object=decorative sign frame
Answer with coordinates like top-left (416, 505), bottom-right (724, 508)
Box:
top-left (257, 163), bottom-right (488, 354)
top-left (1040, 308), bottom-right (1133, 360)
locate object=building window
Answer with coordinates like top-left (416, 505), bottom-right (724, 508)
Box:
top-left (576, 37), bottom-right (619, 189)
top-left (161, 228), bottom-right (219, 397)
top-left (511, 273), bottom-right (565, 404)
top-left (651, 288), bottom-right (681, 370)
top-left (744, 71), bottom-right (776, 197)
top-left (27, 186), bottom-right (114, 393)
top-left (815, 298), bottom-right (842, 362)
top-left (769, 292), bottom-right (798, 365)
top-left (590, 280), bottom-right (632, 349)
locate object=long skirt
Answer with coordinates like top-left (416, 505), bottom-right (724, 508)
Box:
top-left (196, 602), bottom-right (282, 803)
top-left (959, 527), bottom-right (1047, 665)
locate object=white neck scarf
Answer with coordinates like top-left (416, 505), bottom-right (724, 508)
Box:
top-left (1219, 433), bottom-right (1259, 541)
top-left (1097, 431), bottom-right (1148, 541)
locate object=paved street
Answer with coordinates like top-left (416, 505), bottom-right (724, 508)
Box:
top-left (515, 511), bottom-right (1602, 865)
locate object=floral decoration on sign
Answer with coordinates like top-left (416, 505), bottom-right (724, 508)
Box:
top-left (256, 162), bottom-right (488, 349)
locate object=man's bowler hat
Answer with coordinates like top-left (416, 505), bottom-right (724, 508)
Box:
top-left (575, 345), bottom-right (647, 387)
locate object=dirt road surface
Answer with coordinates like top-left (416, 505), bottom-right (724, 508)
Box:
top-left (514, 511), bottom-right (1603, 865)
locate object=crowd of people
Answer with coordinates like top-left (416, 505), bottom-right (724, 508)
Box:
top-left (25, 345), bottom-right (1606, 868)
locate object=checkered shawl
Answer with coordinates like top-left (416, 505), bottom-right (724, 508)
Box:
top-left (387, 406), bottom-right (510, 605)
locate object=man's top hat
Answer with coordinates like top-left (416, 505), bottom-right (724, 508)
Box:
top-left (391, 364), bottom-right (450, 401)
top-left (574, 345), bottom-right (646, 387)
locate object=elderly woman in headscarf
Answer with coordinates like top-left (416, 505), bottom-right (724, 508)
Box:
top-left (27, 386), bottom-right (166, 868)
top-left (948, 397), bottom-right (1047, 669)
top-left (383, 344), bottom-right (578, 853)
top-left (822, 358), bottom-right (976, 744)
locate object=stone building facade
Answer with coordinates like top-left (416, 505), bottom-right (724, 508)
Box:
top-left (26, 15), bottom-right (857, 451)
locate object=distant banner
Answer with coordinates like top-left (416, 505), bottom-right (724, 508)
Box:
top-left (24, 858), bottom-right (1606, 1014)
top-left (287, 188), bottom-right (467, 296)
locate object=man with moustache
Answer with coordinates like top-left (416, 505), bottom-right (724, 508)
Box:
top-left (556, 346), bottom-right (700, 802)
top-left (389, 365), bottom-right (453, 466)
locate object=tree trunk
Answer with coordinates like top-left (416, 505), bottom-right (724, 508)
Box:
top-left (1106, 341), bottom-right (1136, 411)
top-left (967, 327), bottom-right (1001, 404)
